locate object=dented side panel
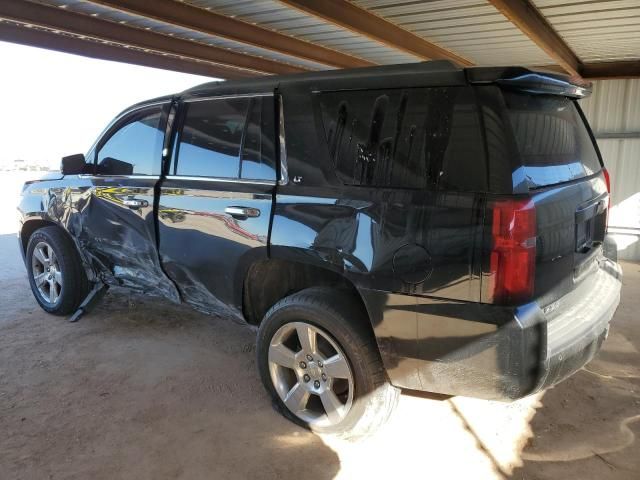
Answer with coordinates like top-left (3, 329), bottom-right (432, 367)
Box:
top-left (79, 176), bottom-right (180, 301)
top-left (157, 178), bottom-right (273, 318)
top-left (18, 175), bottom-right (181, 303)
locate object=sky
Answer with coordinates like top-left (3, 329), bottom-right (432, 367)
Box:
top-left (0, 41), bottom-right (217, 168)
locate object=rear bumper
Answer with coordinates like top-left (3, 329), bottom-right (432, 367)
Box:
top-left (535, 257), bottom-right (621, 391)
top-left (360, 257), bottom-right (622, 400)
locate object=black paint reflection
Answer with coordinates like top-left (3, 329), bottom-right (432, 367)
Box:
top-left (157, 179), bottom-right (273, 314)
top-left (271, 188), bottom-right (482, 301)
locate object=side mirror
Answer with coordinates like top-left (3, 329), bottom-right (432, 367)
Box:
top-left (97, 157), bottom-right (133, 176)
top-left (60, 153), bottom-right (86, 175)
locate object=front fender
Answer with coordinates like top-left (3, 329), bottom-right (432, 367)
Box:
top-left (18, 178), bottom-right (98, 283)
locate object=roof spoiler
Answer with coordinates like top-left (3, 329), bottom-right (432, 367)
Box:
top-left (465, 66), bottom-right (592, 99)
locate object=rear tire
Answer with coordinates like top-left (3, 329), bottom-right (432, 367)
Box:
top-left (257, 287), bottom-right (399, 439)
top-left (26, 226), bottom-right (89, 315)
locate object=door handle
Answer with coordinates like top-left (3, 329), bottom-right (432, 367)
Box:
top-left (122, 198), bottom-right (149, 209)
top-left (225, 206), bottom-right (260, 219)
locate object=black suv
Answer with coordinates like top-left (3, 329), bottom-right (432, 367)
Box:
top-left (18, 61), bottom-right (622, 437)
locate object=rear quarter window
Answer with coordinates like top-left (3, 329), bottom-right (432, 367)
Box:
top-left (317, 87), bottom-right (487, 191)
top-left (502, 91), bottom-right (601, 188)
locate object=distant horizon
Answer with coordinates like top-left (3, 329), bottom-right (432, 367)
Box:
top-left (0, 41), bottom-right (217, 168)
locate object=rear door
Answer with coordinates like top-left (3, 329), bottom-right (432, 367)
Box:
top-left (79, 101), bottom-right (179, 300)
top-left (157, 94), bottom-right (277, 315)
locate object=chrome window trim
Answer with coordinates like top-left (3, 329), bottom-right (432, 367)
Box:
top-left (78, 175), bottom-right (161, 181)
top-left (77, 173), bottom-right (274, 186)
top-left (278, 95), bottom-right (289, 186)
top-left (184, 93), bottom-right (273, 103)
top-left (165, 175), bottom-right (275, 187)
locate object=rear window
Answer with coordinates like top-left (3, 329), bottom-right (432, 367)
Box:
top-left (502, 91), bottom-right (601, 187)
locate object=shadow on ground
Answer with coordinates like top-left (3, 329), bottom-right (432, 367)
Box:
top-left (0, 285), bottom-right (340, 479)
top-left (508, 262), bottom-right (640, 480)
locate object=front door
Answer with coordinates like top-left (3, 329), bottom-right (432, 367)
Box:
top-left (158, 94), bottom-right (277, 316)
top-left (78, 101), bottom-right (179, 301)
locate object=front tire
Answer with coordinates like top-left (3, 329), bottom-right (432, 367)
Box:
top-left (257, 287), bottom-right (399, 439)
top-left (26, 226), bottom-right (89, 315)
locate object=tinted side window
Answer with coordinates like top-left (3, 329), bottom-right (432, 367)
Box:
top-left (318, 87), bottom-right (486, 191)
top-left (97, 106), bottom-right (165, 176)
top-left (240, 97), bottom-right (276, 181)
top-left (175, 97), bottom-right (249, 178)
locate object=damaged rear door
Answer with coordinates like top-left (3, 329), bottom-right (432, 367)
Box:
top-left (79, 101), bottom-right (179, 301)
top-left (157, 94), bottom-right (276, 315)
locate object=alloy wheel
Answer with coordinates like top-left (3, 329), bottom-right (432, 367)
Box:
top-left (31, 241), bottom-right (63, 305)
top-left (268, 321), bottom-right (354, 427)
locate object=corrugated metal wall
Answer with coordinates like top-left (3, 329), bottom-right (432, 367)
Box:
top-left (580, 79), bottom-right (640, 261)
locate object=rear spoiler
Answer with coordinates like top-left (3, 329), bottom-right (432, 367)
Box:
top-left (465, 66), bottom-right (592, 99)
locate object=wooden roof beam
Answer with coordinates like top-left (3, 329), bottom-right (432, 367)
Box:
top-left (488, 0), bottom-right (582, 78)
top-left (279, 0), bottom-right (473, 66)
top-left (87, 0), bottom-right (373, 69)
top-left (582, 60), bottom-right (640, 80)
top-left (0, 0), bottom-right (301, 76)
top-left (0, 21), bottom-right (254, 79)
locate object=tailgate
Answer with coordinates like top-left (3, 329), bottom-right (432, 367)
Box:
top-left (501, 89), bottom-right (609, 306)
top-left (532, 173), bottom-right (608, 306)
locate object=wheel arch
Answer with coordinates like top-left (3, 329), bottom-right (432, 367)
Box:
top-left (20, 218), bottom-right (95, 282)
top-left (242, 258), bottom-right (372, 331)
top-left (20, 218), bottom-right (59, 256)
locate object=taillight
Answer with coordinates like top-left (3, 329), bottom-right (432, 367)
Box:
top-left (602, 168), bottom-right (611, 229)
top-left (489, 198), bottom-right (537, 305)
top-left (603, 167), bottom-right (611, 195)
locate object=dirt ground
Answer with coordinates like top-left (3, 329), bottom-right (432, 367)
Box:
top-left (1, 172), bottom-right (639, 480)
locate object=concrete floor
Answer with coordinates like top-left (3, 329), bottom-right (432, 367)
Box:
top-left (1, 172), bottom-right (639, 479)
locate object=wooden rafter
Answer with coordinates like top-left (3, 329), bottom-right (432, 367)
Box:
top-left (582, 60), bottom-right (640, 80)
top-left (0, 21), bottom-right (254, 79)
top-left (488, 0), bottom-right (582, 77)
top-left (279, 0), bottom-right (473, 66)
top-left (0, 0), bottom-right (303, 76)
top-left (3, 0), bottom-right (638, 80)
top-left (86, 0), bottom-right (374, 69)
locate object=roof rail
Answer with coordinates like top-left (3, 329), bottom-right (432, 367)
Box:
top-left (183, 60), bottom-right (462, 95)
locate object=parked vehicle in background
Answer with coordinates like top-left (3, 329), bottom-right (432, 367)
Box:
top-left (17, 61), bottom-right (622, 438)
top-left (1, 159), bottom-right (51, 172)
top-left (13, 159), bottom-right (27, 171)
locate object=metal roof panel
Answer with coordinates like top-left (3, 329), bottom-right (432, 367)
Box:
top-left (532, 0), bottom-right (640, 62)
top-left (186, 0), bottom-right (424, 64)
